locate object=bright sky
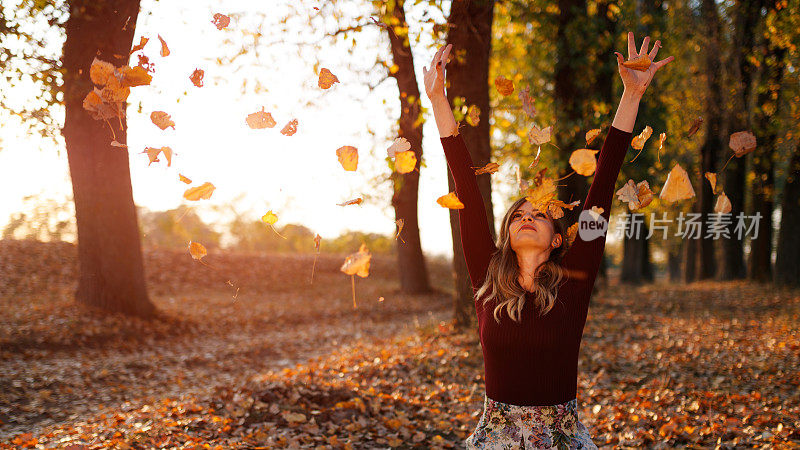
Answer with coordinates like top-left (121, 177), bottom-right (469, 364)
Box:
top-left (0, 0), bottom-right (523, 258)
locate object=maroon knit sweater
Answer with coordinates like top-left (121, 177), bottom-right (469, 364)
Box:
top-left (441, 125), bottom-right (633, 406)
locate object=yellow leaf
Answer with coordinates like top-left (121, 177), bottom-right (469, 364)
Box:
top-left (659, 164), bottom-right (696, 203)
top-left (494, 75), bottom-right (514, 96)
top-left (394, 150), bottom-right (417, 174)
top-left (183, 182), bottom-right (216, 201)
top-left (704, 172), bottom-right (717, 194)
top-left (729, 131), bottom-right (756, 157)
top-left (566, 222), bottom-right (579, 245)
top-left (150, 111), bottom-right (175, 130)
top-left (212, 13), bottom-right (231, 30)
top-left (157, 34), bottom-right (170, 57)
top-left (119, 65), bottom-right (152, 87)
top-left (90, 58), bottom-right (115, 86)
top-left (474, 162), bottom-right (500, 175)
top-left (616, 179), bottom-right (654, 210)
top-left (437, 192), bottom-right (464, 209)
top-left (190, 69), bottom-right (204, 87)
top-left (631, 125), bottom-right (653, 150)
top-left (714, 191), bottom-right (732, 213)
top-left (524, 176), bottom-right (557, 210)
top-left (179, 174), bottom-right (192, 184)
top-left (188, 241), bottom-right (207, 260)
top-left (528, 125), bottom-right (552, 146)
top-left (569, 149), bottom-right (599, 176)
top-left (585, 128), bottom-right (601, 146)
top-left (246, 107), bottom-right (276, 129)
top-left (280, 119), bottom-right (298, 136)
top-left (318, 68), bottom-right (340, 89)
top-left (313, 233), bottom-right (322, 252)
top-left (622, 54), bottom-right (652, 71)
top-left (261, 210), bottom-right (278, 225)
top-left (129, 36), bottom-right (149, 55)
top-left (466, 105), bottom-right (480, 126)
top-left (386, 137), bottom-right (411, 158)
top-left (394, 219), bottom-right (404, 240)
top-left (340, 243), bottom-right (371, 278)
top-left (336, 145), bottom-right (358, 171)
top-left (337, 197), bottom-right (363, 206)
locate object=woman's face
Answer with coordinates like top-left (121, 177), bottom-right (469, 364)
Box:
top-left (508, 201), bottom-right (559, 252)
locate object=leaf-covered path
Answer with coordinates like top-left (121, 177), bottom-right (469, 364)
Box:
top-left (2, 240), bottom-right (799, 448)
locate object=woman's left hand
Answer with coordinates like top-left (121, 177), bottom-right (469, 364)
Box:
top-left (615, 32), bottom-right (674, 99)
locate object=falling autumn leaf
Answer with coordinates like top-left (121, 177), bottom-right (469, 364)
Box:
top-left (110, 140), bottom-right (127, 148)
top-left (261, 210), bottom-right (278, 225)
top-left (99, 75), bottom-right (130, 103)
top-left (704, 172), bottom-right (718, 194)
top-left (437, 192), bottom-right (464, 209)
top-left (518, 86), bottom-right (536, 118)
top-left (585, 128), bottom-right (601, 146)
top-left (569, 149), bottom-right (599, 176)
top-left (394, 219), bottom-right (404, 241)
top-left (129, 36), bottom-right (149, 55)
top-left (280, 119), bottom-right (298, 136)
top-left (150, 111), bottom-right (175, 130)
top-left (394, 150), bottom-right (417, 174)
top-left (157, 34), bottom-right (170, 57)
top-left (118, 65), bottom-right (152, 87)
top-left (90, 58), bottom-right (115, 86)
top-left (246, 107), bottom-right (277, 129)
top-left (660, 164), bottom-right (696, 203)
top-left (547, 199), bottom-right (580, 220)
top-left (466, 105), bottom-right (480, 126)
top-left (714, 192), bottom-right (732, 213)
top-left (313, 234), bottom-right (322, 252)
top-left (340, 243), bottom-right (371, 278)
top-left (190, 69), bottom-right (204, 87)
top-left (524, 175), bottom-right (558, 211)
top-left (528, 125), bottom-right (552, 146)
top-left (183, 182), bottom-right (216, 201)
top-left (687, 116), bottom-right (704, 137)
top-left (656, 132), bottom-right (666, 163)
top-left (387, 137), bottom-right (411, 158)
top-left (494, 75), bottom-right (514, 96)
top-left (142, 146), bottom-right (173, 166)
top-left (179, 174), bottom-right (192, 184)
top-left (318, 68), bottom-right (339, 89)
top-left (616, 179), bottom-right (654, 211)
top-left (622, 54), bottom-right (652, 71)
top-left (188, 241), bottom-right (207, 260)
top-left (212, 13), bottom-right (231, 30)
top-left (336, 146), bottom-right (358, 171)
top-left (590, 205), bottom-right (605, 217)
top-left (337, 197), bottom-right (363, 206)
top-left (566, 222), bottom-right (579, 245)
top-left (474, 162), bottom-right (500, 175)
top-left (729, 131), bottom-right (757, 157)
top-left (631, 125), bottom-right (653, 150)
top-left (82, 89), bottom-right (120, 120)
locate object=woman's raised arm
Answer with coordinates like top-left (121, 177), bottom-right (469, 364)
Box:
top-left (425, 45), bottom-right (497, 292)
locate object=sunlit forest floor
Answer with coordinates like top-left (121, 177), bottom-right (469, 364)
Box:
top-left (1, 240), bottom-right (798, 448)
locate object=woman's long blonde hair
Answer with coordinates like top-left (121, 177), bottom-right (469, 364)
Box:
top-left (476, 196), bottom-right (570, 323)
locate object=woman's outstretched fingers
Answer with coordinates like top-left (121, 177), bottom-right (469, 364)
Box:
top-left (639, 35), bottom-right (650, 57)
top-left (648, 40), bottom-right (661, 61)
top-left (627, 31), bottom-right (637, 59)
top-left (654, 55), bottom-right (675, 71)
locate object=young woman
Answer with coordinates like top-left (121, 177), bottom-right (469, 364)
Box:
top-left (423, 33), bottom-right (674, 449)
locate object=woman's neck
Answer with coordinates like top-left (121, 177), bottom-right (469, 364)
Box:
top-left (516, 249), bottom-right (550, 291)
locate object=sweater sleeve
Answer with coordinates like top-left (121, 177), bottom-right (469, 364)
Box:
top-left (561, 125), bottom-right (633, 291)
top-left (440, 132), bottom-right (498, 295)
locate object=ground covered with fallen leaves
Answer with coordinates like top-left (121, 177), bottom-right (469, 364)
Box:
top-left (1, 240), bottom-right (799, 448)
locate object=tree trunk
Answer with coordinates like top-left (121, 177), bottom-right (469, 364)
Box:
top-left (385, 0), bottom-right (431, 294)
top-left (696, 0), bottom-right (724, 280)
top-left (445, 0), bottom-right (496, 329)
top-left (62, 0), bottom-right (155, 318)
top-left (620, 214), bottom-right (653, 283)
top-left (775, 141), bottom-right (800, 285)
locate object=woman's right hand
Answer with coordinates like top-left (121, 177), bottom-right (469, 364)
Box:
top-left (422, 44), bottom-right (452, 101)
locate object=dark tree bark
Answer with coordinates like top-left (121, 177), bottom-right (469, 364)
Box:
top-left (775, 141), bottom-right (800, 285)
top-left (747, 45), bottom-right (786, 282)
top-left (385, 0), bottom-right (431, 294)
top-left (62, 0), bottom-right (155, 318)
top-left (695, 0), bottom-right (725, 280)
top-left (621, 214), bottom-right (653, 283)
top-left (720, 0), bottom-right (763, 280)
top-left (445, 0), bottom-right (496, 329)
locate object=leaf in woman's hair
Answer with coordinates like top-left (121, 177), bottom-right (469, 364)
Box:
top-left (622, 55), bottom-right (652, 71)
top-left (437, 192), bottom-right (464, 209)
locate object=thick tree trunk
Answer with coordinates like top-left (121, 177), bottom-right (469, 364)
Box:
top-left (621, 214), bottom-right (653, 283)
top-left (696, 0), bottom-right (724, 280)
top-left (775, 142), bottom-right (800, 285)
top-left (386, 0), bottom-right (431, 294)
top-left (445, 0), bottom-right (496, 329)
top-left (62, 0), bottom-right (155, 318)
top-left (747, 45), bottom-right (786, 282)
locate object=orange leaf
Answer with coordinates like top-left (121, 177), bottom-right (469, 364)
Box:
top-left (157, 34), bottom-right (170, 57)
top-left (129, 36), bottom-right (149, 55)
top-left (246, 107), bottom-right (277, 129)
top-left (280, 119), bottom-right (298, 136)
top-left (659, 164), bottom-right (696, 203)
top-left (714, 191), bottom-right (732, 213)
top-left (494, 75), bottom-right (514, 96)
top-left (119, 65), bottom-right (152, 87)
top-left (687, 116), bottom-right (703, 137)
top-left (179, 174), bottom-right (192, 184)
top-left (150, 111), bottom-right (175, 130)
top-left (437, 192), bottom-right (464, 209)
top-left (336, 145), bottom-right (358, 171)
top-left (585, 128), bottom-right (601, 146)
top-left (569, 149), bottom-right (599, 176)
top-left (622, 54), bottom-right (652, 71)
top-left (318, 68), bottom-right (340, 89)
top-left (212, 13), bottom-right (231, 30)
top-left (528, 125), bottom-right (552, 146)
top-left (190, 69), bottom-right (204, 87)
top-left (704, 172), bottom-right (718, 194)
top-left (188, 241), bottom-right (207, 260)
top-left (466, 105), bottom-right (480, 126)
top-left (474, 162), bottom-right (500, 175)
top-left (183, 182), bottom-right (216, 201)
top-left (729, 131), bottom-right (756, 157)
top-left (337, 197), bottom-right (363, 206)
top-left (90, 58), bottom-right (115, 86)
top-left (340, 243), bottom-right (371, 278)
top-left (631, 125), bottom-right (653, 150)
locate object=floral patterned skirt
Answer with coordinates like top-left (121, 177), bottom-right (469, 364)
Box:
top-left (465, 393), bottom-right (597, 449)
